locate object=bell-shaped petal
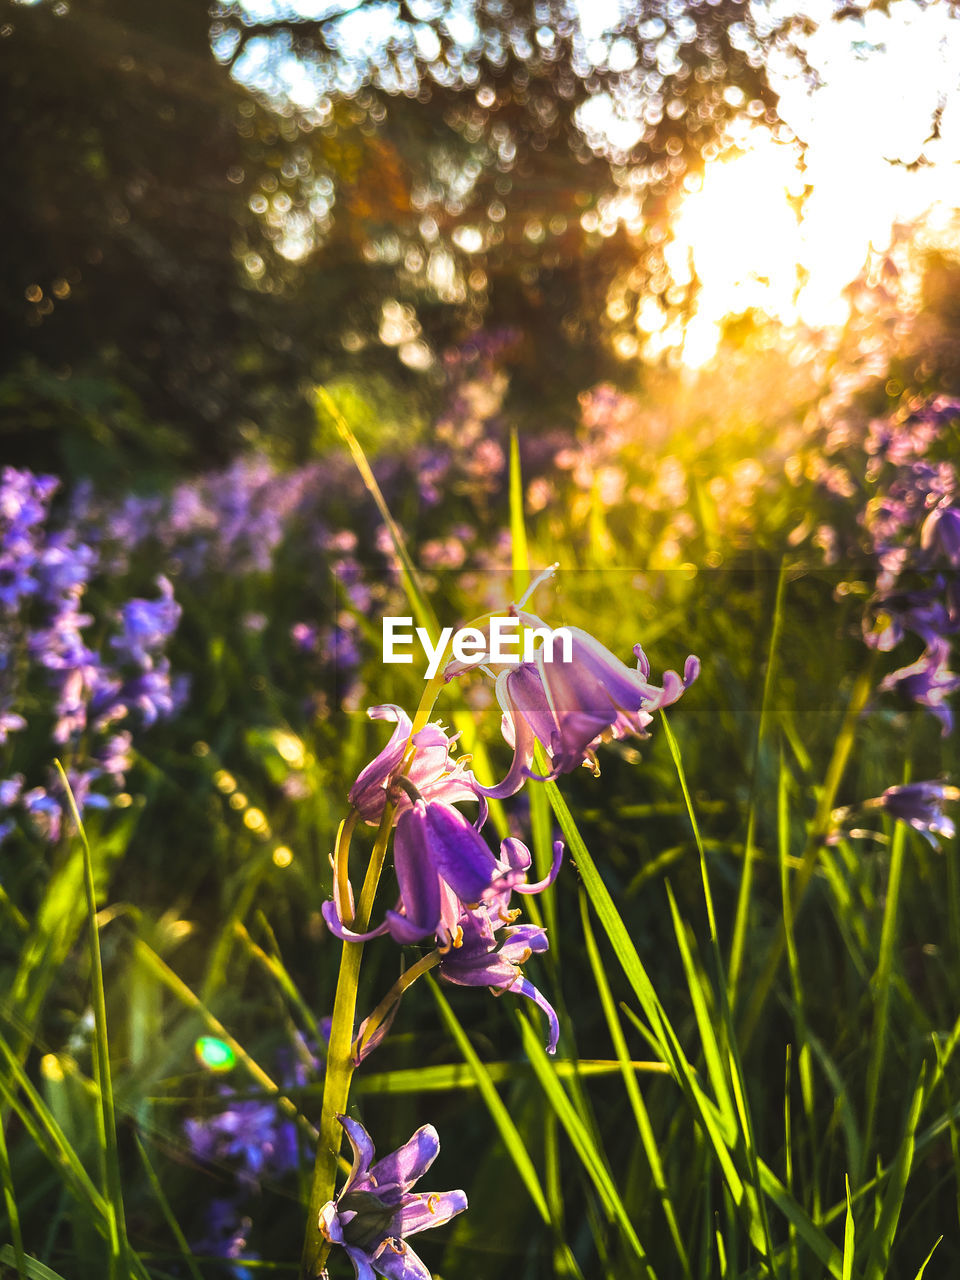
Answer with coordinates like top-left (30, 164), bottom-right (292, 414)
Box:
top-left (349, 705), bottom-right (414, 822)
top-left (383, 813), bottom-right (444, 942)
top-left (365, 1126), bottom-right (440, 1202)
top-left (319, 1117), bottom-right (466, 1280)
top-left (402, 800), bottom-right (499, 906)
top-left (475, 624), bottom-right (699, 796)
top-left (349, 705), bottom-right (474, 826)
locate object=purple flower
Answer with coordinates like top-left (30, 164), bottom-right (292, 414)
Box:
top-left (0, 774), bottom-right (24, 808)
top-left (862, 587), bottom-right (957, 653)
top-left (323, 800), bottom-right (503, 946)
top-left (880, 640), bottom-right (960, 736)
top-left (318, 1115), bottom-right (467, 1280)
top-left (291, 621), bottom-right (320, 653)
top-left (438, 838), bottom-right (563, 1052)
top-left (192, 1197), bottom-right (259, 1280)
top-left (865, 780), bottom-right (960, 848)
top-left (21, 788), bottom-right (62, 842)
top-left (110, 576), bottom-right (180, 667)
top-left (0, 709), bottom-right (26, 745)
top-left (348, 705), bottom-right (477, 826)
top-left (184, 1091), bottom-right (299, 1183)
top-left (476, 624), bottom-right (699, 797)
top-left (921, 501), bottom-right (960, 566)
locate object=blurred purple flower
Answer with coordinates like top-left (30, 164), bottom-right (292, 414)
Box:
top-left (880, 640), bottom-right (960, 735)
top-left (111, 576), bottom-right (180, 667)
top-left (193, 1198), bottom-right (259, 1280)
top-left (0, 710), bottom-right (26, 745)
top-left (21, 788), bottom-right (62, 843)
top-left (0, 775), bottom-right (24, 808)
top-left (866, 779), bottom-right (960, 848)
top-left (921, 501), bottom-right (960, 566)
top-left (291, 620), bottom-right (320, 653)
top-left (318, 1114), bottom-right (466, 1280)
top-left (184, 1090), bottom-right (300, 1184)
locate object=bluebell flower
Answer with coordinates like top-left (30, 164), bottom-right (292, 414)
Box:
top-left (184, 1089), bottom-right (300, 1185)
top-left (110, 576), bottom-right (180, 667)
top-left (0, 775), bottom-right (24, 808)
top-left (476, 623), bottom-right (699, 797)
top-left (192, 1197), bottom-right (259, 1280)
top-left (866, 780), bottom-right (959, 848)
top-left (0, 710), bottom-right (26, 745)
top-left (318, 1115), bottom-right (467, 1280)
top-left (347, 705), bottom-right (476, 827)
top-left (921, 501), bottom-right (960, 566)
top-left (437, 840), bottom-right (563, 1052)
top-left (880, 639), bottom-right (960, 736)
top-left (21, 788), bottom-right (62, 843)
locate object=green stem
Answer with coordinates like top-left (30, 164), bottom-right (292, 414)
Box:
top-left (353, 951), bottom-right (441, 1061)
top-left (299, 595), bottom-right (525, 1277)
top-left (300, 802), bottom-right (395, 1279)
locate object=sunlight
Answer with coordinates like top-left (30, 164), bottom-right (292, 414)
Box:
top-left (659, 1), bottom-right (960, 365)
top-left (664, 130), bottom-right (809, 365)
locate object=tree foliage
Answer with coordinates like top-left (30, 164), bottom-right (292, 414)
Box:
top-left (1, 0), bottom-right (795, 469)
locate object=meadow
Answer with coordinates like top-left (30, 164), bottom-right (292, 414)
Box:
top-left (2, 234), bottom-right (960, 1280)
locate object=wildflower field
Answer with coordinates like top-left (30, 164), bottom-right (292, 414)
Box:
top-left (5, 2), bottom-right (960, 1278)
top-left (4, 253), bottom-right (960, 1278)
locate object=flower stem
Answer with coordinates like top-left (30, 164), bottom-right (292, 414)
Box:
top-left (300, 802), bottom-right (394, 1279)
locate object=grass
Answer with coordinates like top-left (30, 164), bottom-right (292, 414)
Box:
top-left (2, 348), bottom-right (960, 1279)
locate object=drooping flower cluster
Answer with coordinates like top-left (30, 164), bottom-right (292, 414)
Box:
top-left (318, 1115), bottom-right (467, 1280)
top-left (0, 468), bottom-right (186, 845)
top-left (314, 594), bottom-right (699, 1275)
top-left (322, 589), bottom-right (698, 1062)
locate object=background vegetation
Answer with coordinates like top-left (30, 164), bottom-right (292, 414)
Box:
top-left (2, 1), bottom-right (960, 1277)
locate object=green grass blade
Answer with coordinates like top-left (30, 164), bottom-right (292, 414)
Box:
top-left (664, 883), bottom-right (735, 1121)
top-left (233, 920), bottom-right (322, 1042)
top-left (537, 767), bottom-right (673, 1064)
top-left (841, 1177), bottom-right (855, 1280)
top-left (509, 425), bottom-right (530, 601)
top-left (132, 937), bottom-right (316, 1143)
top-left (741, 660), bottom-right (876, 1047)
top-left (539, 767), bottom-right (766, 1253)
top-left (354, 1058), bottom-right (668, 1095)
top-left (0, 1034), bottom-right (109, 1223)
top-left (55, 762), bottom-right (128, 1280)
top-left (135, 1134), bottom-right (205, 1280)
top-left (778, 749), bottom-right (822, 1217)
top-left (862, 815), bottom-right (908, 1178)
top-left (911, 1236), bottom-right (942, 1279)
top-left (660, 720), bottom-right (780, 1275)
top-left (428, 978), bottom-right (551, 1224)
top-left (516, 1012), bottom-right (652, 1273)
top-left (729, 558), bottom-right (787, 997)
top-left (0, 1247), bottom-right (71, 1280)
top-left (316, 384), bottom-right (439, 641)
top-left (0, 1101), bottom-right (28, 1279)
top-left (580, 893), bottom-right (692, 1279)
top-left (529, 768), bottom-right (559, 944)
top-left (863, 1066), bottom-right (925, 1280)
